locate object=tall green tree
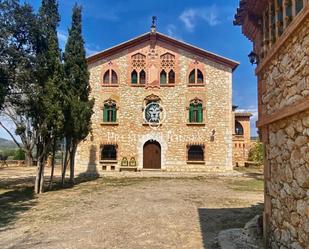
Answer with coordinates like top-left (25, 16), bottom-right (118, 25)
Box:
top-left (33, 0), bottom-right (64, 194)
top-left (0, 0), bottom-right (38, 165)
top-left (62, 4), bottom-right (93, 184)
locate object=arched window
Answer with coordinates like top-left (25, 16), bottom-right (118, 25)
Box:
top-left (168, 70), bottom-right (175, 84)
top-left (103, 99), bottom-right (117, 123)
top-left (131, 70), bottom-right (138, 84)
top-left (189, 69), bottom-right (204, 84)
top-left (111, 70), bottom-right (118, 84)
top-left (189, 70), bottom-right (195, 84)
top-left (160, 70), bottom-right (167, 84)
top-left (103, 69), bottom-right (118, 85)
top-left (188, 145), bottom-right (204, 161)
top-left (103, 70), bottom-right (110, 84)
top-left (140, 70), bottom-right (146, 84)
top-left (101, 145), bottom-right (117, 160)
top-left (189, 98), bottom-right (203, 123)
top-left (235, 121), bottom-right (244, 135)
top-left (197, 69), bottom-right (204, 83)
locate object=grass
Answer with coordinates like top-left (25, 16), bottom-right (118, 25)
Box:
top-left (229, 178), bottom-right (264, 192)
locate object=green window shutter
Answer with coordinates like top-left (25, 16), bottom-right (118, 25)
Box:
top-left (131, 71), bottom-right (137, 84)
top-left (103, 107), bottom-right (108, 122)
top-left (112, 107), bottom-right (117, 122)
top-left (189, 104), bottom-right (194, 122)
top-left (198, 104), bottom-right (203, 123)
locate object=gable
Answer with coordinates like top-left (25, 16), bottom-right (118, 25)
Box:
top-left (87, 32), bottom-right (239, 71)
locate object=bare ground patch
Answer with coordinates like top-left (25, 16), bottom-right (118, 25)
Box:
top-left (0, 167), bottom-right (263, 249)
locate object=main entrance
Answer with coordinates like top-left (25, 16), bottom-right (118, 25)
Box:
top-left (143, 140), bottom-right (161, 169)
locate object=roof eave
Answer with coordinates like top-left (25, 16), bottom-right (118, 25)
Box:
top-left (86, 32), bottom-right (239, 71)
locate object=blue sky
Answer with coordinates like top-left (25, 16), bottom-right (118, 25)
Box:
top-left (0, 0), bottom-right (258, 140)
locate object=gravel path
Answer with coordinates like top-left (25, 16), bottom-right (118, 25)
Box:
top-left (0, 167), bottom-right (263, 249)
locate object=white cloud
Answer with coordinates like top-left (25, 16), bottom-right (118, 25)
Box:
top-left (179, 5), bottom-right (223, 32)
top-left (166, 24), bottom-right (183, 41)
top-left (85, 46), bottom-right (99, 56)
top-left (58, 30), bottom-right (99, 56)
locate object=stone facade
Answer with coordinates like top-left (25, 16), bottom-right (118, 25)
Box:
top-left (235, 1), bottom-right (309, 248)
top-left (75, 31), bottom-right (238, 173)
top-left (267, 111), bottom-right (309, 249)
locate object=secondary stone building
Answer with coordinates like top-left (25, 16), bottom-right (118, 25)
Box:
top-left (75, 26), bottom-right (239, 173)
top-left (235, 1), bottom-right (309, 248)
top-left (232, 106), bottom-right (253, 166)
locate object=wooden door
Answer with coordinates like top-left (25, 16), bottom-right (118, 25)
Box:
top-left (143, 141), bottom-right (161, 169)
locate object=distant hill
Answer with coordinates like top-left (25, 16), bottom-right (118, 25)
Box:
top-left (0, 137), bottom-right (18, 150)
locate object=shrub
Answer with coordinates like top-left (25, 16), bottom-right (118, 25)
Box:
top-left (14, 149), bottom-right (25, 160)
top-left (248, 141), bottom-right (264, 165)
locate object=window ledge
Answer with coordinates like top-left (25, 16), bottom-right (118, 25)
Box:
top-left (102, 84), bottom-right (119, 87)
top-left (187, 84), bottom-right (205, 87)
top-left (160, 84), bottom-right (176, 87)
top-left (187, 161), bottom-right (205, 165)
top-left (187, 122), bottom-right (205, 126)
top-left (142, 123), bottom-right (162, 127)
top-left (100, 122), bottom-right (119, 126)
top-left (100, 160), bottom-right (118, 164)
top-left (131, 84), bottom-right (146, 87)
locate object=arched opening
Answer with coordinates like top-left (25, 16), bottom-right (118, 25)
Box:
top-left (140, 70), bottom-right (146, 84)
top-left (143, 140), bottom-right (161, 169)
top-left (189, 69), bottom-right (195, 84)
top-left (197, 69), bottom-right (204, 83)
top-left (160, 70), bottom-right (167, 84)
top-left (101, 145), bottom-right (117, 160)
top-left (188, 145), bottom-right (204, 161)
top-left (103, 70), bottom-right (110, 84)
top-left (168, 70), bottom-right (175, 84)
top-left (111, 70), bottom-right (118, 84)
top-left (131, 70), bottom-right (138, 84)
top-left (235, 121), bottom-right (244, 135)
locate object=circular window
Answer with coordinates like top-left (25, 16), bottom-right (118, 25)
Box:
top-left (144, 102), bottom-right (161, 124)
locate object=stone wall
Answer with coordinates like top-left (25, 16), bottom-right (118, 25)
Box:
top-left (267, 111), bottom-right (309, 249)
top-left (259, 13), bottom-right (309, 249)
top-left (260, 18), bottom-right (309, 116)
top-left (75, 39), bottom-right (233, 173)
top-left (233, 140), bottom-right (251, 166)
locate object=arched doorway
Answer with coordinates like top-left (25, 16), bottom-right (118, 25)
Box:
top-left (143, 140), bottom-right (161, 169)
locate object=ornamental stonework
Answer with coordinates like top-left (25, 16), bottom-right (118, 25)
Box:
top-left (75, 33), bottom-right (235, 174)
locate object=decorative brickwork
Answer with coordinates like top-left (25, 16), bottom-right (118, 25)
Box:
top-left (75, 31), bottom-right (238, 174)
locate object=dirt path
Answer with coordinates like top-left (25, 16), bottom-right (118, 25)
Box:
top-left (0, 167), bottom-right (263, 249)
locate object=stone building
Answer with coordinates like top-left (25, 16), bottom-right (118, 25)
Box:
top-left (235, 1), bottom-right (309, 248)
top-left (75, 26), bottom-right (239, 173)
top-left (232, 106), bottom-right (253, 166)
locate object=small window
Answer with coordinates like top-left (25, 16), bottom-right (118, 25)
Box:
top-left (103, 70), bottom-right (118, 85)
top-left (111, 70), bottom-right (118, 84)
top-left (189, 101), bottom-right (203, 123)
top-left (160, 70), bottom-right (167, 84)
top-left (189, 70), bottom-right (195, 84)
top-left (131, 70), bottom-right (138, 84)
top-left (188, 145), bottom-right (204, 161)
top-left (103, 70), bottom-right (110, 84)
top-left (101, 145), bottom-right (117, 160)
top-left (197, 70), bottom-right (204, 83)
top-left (103, 101), bottom-right (117, 122)
top-left (140, 70), bottom-right (146, 84)
top-left (168, 70), bottom-right (175, 84)
top-left (235, 121), bottom-right (244, 135)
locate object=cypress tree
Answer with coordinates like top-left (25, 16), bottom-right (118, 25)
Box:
top-left (33, 0), bottom-right (64, 194)
top-left (62, 4), bottom-right (93, 184)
